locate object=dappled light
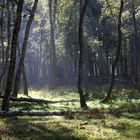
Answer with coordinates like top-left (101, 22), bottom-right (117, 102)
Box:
top-left (0, 0), bottom-right (140, 139)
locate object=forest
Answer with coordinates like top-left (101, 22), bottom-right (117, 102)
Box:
top-left (0, 0), bottom-right (140, 139)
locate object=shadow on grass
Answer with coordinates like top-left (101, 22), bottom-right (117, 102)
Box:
top-left (9, 101), bottom-right (49, 112)
top-left (89, 84), bottom-right (140, 101)
top-left (105, 121), bottom-right (140, 139)
top-left (121, 112), bottom-right (140, 120)
top-left (1, 117), bottom-right (86, 140)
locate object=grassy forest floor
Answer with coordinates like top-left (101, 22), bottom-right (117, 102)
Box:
top-left (0, 85), bottom-right (140, 140)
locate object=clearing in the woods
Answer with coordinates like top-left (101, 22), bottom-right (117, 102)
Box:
top-left (0, 85), bottom-right (140, 140)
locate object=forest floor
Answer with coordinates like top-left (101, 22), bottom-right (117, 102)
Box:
top-left (0, 85), bottom-right (140, 140)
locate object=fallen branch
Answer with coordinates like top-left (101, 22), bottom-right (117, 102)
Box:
top-left (0, 111), bottom-right (66, 117)
top-left (108, 108), bottom-right (140, 116)
top-left (0, 108), bottom-right (140, 117)
top-left (0, 94), bottom-right (78, 104)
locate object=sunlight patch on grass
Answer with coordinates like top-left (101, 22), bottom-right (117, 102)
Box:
top-left (18, 88), bottom-right (79, 101)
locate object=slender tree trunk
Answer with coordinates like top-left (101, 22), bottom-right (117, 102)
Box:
top-left (64, 6), bottom-right (74, 81)
top-left (48, 0), bottom-right (57, 88)
top-left (0, 0), bottom-right (5, 84)
top-left (137, 36), bottom-right (140, 87)
top-left (78, 0), bottom-right (88, 108)
top-left (22, 64), bottom-right (28, 96)
top-left (12, 0), bottom-right (38, 97)
top-left (1, 0), bottom-right (5, 70)
top-left (123, 39), bottom-right (128, 78)
top-left (0, 0), bottom-right (11, 91)
top-left (94, 53), bottom-right (98, 77)
top-left (1, 0), bottom-right (24, 111)
top-left (101, 0), bottom-right (124, 103)
top-left (88, 58), bottom-right (94, 79)
top-left (131, 0), bottom-right (140, 89)
top-left (39, 24), bottom-right (43, 82)
top-left (129, 36), bottom-right (136, 84)
top-left (105, 52), bottom-right (110, 80)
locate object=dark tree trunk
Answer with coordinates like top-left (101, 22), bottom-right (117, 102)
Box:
top-left (131, 0), bottom-right (140, 89)
top-left (88, 58), bottom-right (94, 79)
top-left (12, 0), bottom-right (38, 97)
top-left (129, 36), bottom-right (136, 84)
top-left (123, 39), bottom-right (128, 78)
top-left (101, 0), bottom-right (124, 103)
top-left (0, 0), bottom-right (11, 91)
top-left (94, 53), bottom-right (98, 77)
top-left (137, 35), bottom-right (140, 86)
top-left (1, 0), bottom-right (24, 111)
top-left (105, 52), bottom-right (110, 80)
top-left (78, 0), bottom-right (88, 108)
top-left (0, 0), bottom-right (5, 71)
top-left (0, 0), bottom-right (5, 88)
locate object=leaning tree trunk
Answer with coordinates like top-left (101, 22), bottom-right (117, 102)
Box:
top-left (101, 0), bottom-right (124, 103)
top-left (1, 0), bottom-right (24, 112)
top-left (12, 0), bottom-right (38, 98)
top-left (78, 0), bottom-right (88, 108)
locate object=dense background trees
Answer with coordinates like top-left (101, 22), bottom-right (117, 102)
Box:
top-left (0, 0), bottom-right (140, 110)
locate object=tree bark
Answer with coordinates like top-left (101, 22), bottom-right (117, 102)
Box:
top-left (78, 0), bottom-right (88, 108)
top-left (101, 0), bottom-right (124, 103)
top-left (1, 0), bottom-right (24, 112)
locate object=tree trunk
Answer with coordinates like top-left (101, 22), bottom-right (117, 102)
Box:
top-left (0, 0), bottom-right (11, 92)
top-left (123, 39), bottom-right (128, 78)
top-left (0, 0), bottom-right (5, 90)
top-left (78, 0), bottom-right (88, 108)
top-left (48, 0), bottom-right (57, 88)
top-left (12, 0), bottom-right (38, 98)
top-left (22, 64), bottom-right (28, 96)
top-left (131, 0), bottom-right (140, 89)
top-left (101, 0), bottom-right (124, 103)
top-left (0, 0), bottom-right (5, 70)
top-left (137, 36), bottom-right (140, 87)
top-left (1, 0), bottom-right (24, 112)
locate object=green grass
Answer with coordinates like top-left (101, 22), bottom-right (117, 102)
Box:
top-left (0, 85), bottom-right (140, 140)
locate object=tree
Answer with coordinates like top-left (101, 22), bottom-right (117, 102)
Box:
top-left (0, 0), bottom-right (11, 92)
top-left (48, 0), bottom-right (57, 88)
top-left (0, 0), bottom-right (5, 90)
top-left (101, 0), bottom-right (124, 103)
top-left (131, 0), bottom-right (140, 90)
top-left (78, 0), bottom-right (88, 108)
top-left (12, 0), bottom-right (39, 98)
top-left (1, 0), bottom-right (24, 111)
